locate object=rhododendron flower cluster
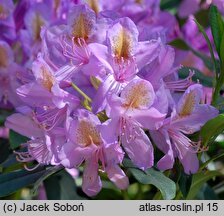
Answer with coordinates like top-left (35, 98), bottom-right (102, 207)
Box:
top-left (0, 0), bottom-right (221, 197)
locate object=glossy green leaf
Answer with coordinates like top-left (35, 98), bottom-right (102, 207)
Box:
top-left (0, 154), bottom-right (17, 170)
top-left (194, 9), bottom-right (209, 28)
top-left (179, 172), bottom-right (192, 198)
top-left (9, 130), bottom-right (29, 149)
top-left (0, 154), bottom-right (24, 174)
top-left (123, 159), bottom-right (176, 200)
top-left (186, 170), bottom-right (222, 199)
top-left (208, 6), bottom-right (224, 105)
top-left (95, 185), bottom-right (123, 200)
top-left (0, 139), bottom-right (11, 164)
top-left (32, 165), bottom-right (64, 193)
top-left (200, 152), bottom-right (224, 171)
top-left (160, 0), bottom-right (181, 10)
top-left (220, 33), bottom-right (224, 65)
top-left (169, 39), bottom-right (190, 50)
top-left (0, 110), bottom-right (11, 126)
top-left (209, 5), bottom-right (224, 56)
top-left (195, 19), bottom-right (219, 77)
top-left (196, 183), bottom-right (218, 200)
top-left (44, 170), bottom-right (85, 200)
top-left (200, 114), bottom-right (224, 146)
top-left (0, 168), bottom-right (46, 197)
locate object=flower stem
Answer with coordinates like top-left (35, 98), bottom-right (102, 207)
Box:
top-left (71, 82), bottom-right (92, 103)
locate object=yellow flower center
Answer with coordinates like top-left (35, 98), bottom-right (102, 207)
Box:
top-left (179, 91), bottom-right (196, 117)
top-left (135, 0), bottom-right (142, 4)
top-left (123, 81), bottom-right (152, 109)
top-left (33, 14), bottom-right (44, 41)
top-left (76, 120), bottom-right (102, 146)
top-left (72, 13), bottom-right (92, 44)
top-left (112, 27), bottom-right (132, 61)
top-left (0, 46), bottom-right (8, 68)
top-left (87, 0), bottom-right (99, 14)
top-left (40, 66), bottom-right (54, 91)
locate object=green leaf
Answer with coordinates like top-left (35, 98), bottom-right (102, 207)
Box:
top-left (0, 154), bottom-right (24, 174)
top-left (32, 165), bottom-right (64, 194)
top-left (200, 114), bottom-right (224, 146)
top-left (208, 6), bottom-right (224, 106)
top-left (0, 154), bottom-right (17, 170)
top-left (179, 172), bottom-right (192, 198)
top-left (169, 39), bottom-right (190, 51)
top-left (220, 33), bottom-right (224, 65)
top-left (123, 159), bottom-right (176, 200)
top-left (194, 9), bottom-right (209, 28)
top-left (44, 170), bottom-right (86, 200)
top-left (0, 139), bottom-right (11, 164)
top-left (196, 183), bottom-right (218, 200)
top-left (130, 169), bottom-right (176, 200)
top-left (0, 168), bottom-right (46, 197)
top-left (200, 152), bottom-right (224, 171)
top-left (178, 66), bottom-right (213, 87)
top-left (209, 5), bottom-right (224, 56)
top-left (95, 182), bottom-right (123, 200)
top-left (160, 0), bottom-right (181, 10)
top-left (195, 19), bottom-right (219, 77)
top-left (9, 130), bottom-right (29, 149)
top-left (0, 110), bottom-right (11, 126)
top-left (186, 170), bottom-right (222, 199)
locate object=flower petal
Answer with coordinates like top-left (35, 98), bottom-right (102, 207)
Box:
top-left (5, 113), bottom-right (44, 138)
top-left (177, 84), bottom-right (202, 117)
top-left (67, 4), bottom-right (96, 42)
top-left (135, 40), bottom-right (161, 71)
top-left (59, 141), bottom-right (86, 168)
top-left (150, 130), bottom-right (175, 170)
top-left (121, 78), bottom-right (155, 109)
top-left (127, 108), bottom-right (165, 130)
top-left (122, 125), bottom-right (154, 170)
top-left (173, 104), bottom-right (219, 134)
top-left (16, 82), bottom-right (53, 107)
top-left (82, 158), bottom-right (102, 197)
top-left (106, 164), bottom-right (129, 190)
top-left (174, 139), bottom-right (199, 174)
top-left (107, 17), bottom-right (138, 60)
top-left (92, 75), bottom-right (118, 114)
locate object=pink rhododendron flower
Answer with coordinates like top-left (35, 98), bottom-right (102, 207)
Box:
top-left (151, 84), bottom-right (218, 174)
top-left (1, 1), bottom-right (220, 197)
top-left (59, 110), bottom-right (129, 196)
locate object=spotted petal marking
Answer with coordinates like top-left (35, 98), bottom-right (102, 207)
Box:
top-left (0, 45), bottom-right (8, 67)
top-left (179, 91), bottom-right (197, 117)
top-left (87, 0), bottom-right (100, 14)
top-left (72, 12), bottom-right (94, 44)
top-left (112, 27), bottom-right (133, 61)
top-left (32, 13), bottom-right (45, 41)
top-left (76, 120), bottom-right (102, 147)
top-left (40, 66), bottom-right (55, 92)
top-left (121, 80), bottom-right (155, 109)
